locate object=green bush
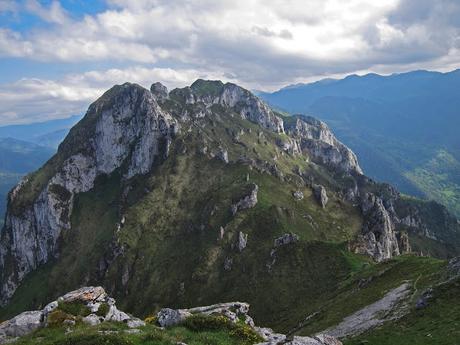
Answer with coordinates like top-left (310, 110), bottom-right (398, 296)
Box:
top-left (96, 302), bottom-right (110, 317)
top-left (47, 310), bottom-right (75, 327)
top-left (183, 314), bottom-right (231, 331)
top-left (183, 315), bottom-right (263, 344)
top-left (58, 301), bottom-right (91, 317)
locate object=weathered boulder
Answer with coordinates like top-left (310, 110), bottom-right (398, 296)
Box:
top-left (157, 302), bottom-right (252, 328)
top-left (293, 190), bottom-right (304, 200)
top-left (231, 183), bottom-right (259, 215)
top-left (0, 311), bottom-right (43, 339)
top-left (313, 185), bottom-right (328, 208)
top-left (59, 286), bottom-right (107, 303)
top-left (236, 231), bottom-right (248, 252)
top-left (82, 314), bottom-right (102, 326)
top-left (157, 308), bottom-right (192, 327)
top-left (274, 233), bottom-right (299, 248)
top-left (216, 148), bottom-right (229, 163)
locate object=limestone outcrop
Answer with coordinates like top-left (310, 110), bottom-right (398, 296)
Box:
top-left (0, 286), bottom-right (143, 344)
top-left (0, 84), bottom-right (178, 306)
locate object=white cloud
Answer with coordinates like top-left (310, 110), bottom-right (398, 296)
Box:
top-left (0, 0), bottom-right (460, 124)
top-left (0, 66), bottom-right (231, 125)
top-left (24, 0), bottom-right (69, 25)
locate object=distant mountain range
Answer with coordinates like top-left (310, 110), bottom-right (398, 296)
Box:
top-left (0, 116), bottom-right (81, 225)
top-left (259, 69), bottom-right (460, 217)
top-left (0, 115), bottom-right (81, 149)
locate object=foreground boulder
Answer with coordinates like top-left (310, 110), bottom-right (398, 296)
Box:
top-left (0, 286), bottom-right (144, 344)
top-left (156, 302), bottom-right (342, 345)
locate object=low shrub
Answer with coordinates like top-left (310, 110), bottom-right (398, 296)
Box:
top-left (58, 301), bottom-right (91, 317)
top-left (183, 314), bottom-right (231, 331)
top-left (96, 302), bottom-right (110, 317)
top-left (47, 310), bottom-right (75, 327)
top-left (183, 314), bottom-right (263, 344)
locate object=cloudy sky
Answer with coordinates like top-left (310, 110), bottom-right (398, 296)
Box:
top-left (0, 0), bottom-right (460, 125)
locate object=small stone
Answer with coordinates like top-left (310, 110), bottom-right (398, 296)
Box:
top-left (237, 232), bottom-right (248, 252)
top-left (127, 318), bottom-right (145, 328)
top-left (217, 148), bottom-right (229, 163)
top-left (218, 226), bottom-right (225, 240)
top-left (293, 190), bottom-right (304, 200)
top-left (82, 314), bottom-right (101, 326)
top-left (157, 308), bottom-right (191, 328)
top-left (224, 257), bottom-right (233, 271)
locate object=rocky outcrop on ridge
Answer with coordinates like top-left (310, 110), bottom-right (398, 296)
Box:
top-left (0, 286), bottom-right (144, 343)
top-left (285, 116), bottom-right (362, 175)
top-left (353, 193), bottom-right (400, 262)
top-left (156, 301), bottom-right (342, 345)
top-left (0, 286), bottom-right (342, 345)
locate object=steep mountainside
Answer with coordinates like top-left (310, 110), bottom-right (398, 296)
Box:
top-left (1, 80), bottom-right (459, 341)
top-left (259, 70), bottom-right (460, 217)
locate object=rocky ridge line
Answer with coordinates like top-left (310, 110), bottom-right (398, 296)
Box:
top-left (0, 286), bottom-right (342, 345)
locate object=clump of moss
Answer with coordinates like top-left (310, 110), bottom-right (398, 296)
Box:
top-left (183, 315), bottom-right (263, 344)
top-left (57, 301), bottom-right (91, 317)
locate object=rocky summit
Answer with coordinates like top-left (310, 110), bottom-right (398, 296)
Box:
top-left (1, 80), bottom-right (460, 344)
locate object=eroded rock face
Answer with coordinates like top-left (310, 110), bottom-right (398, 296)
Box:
top-left (274, 233), bottom-right (300, 248)
top-left (313, 185), bottom-right (328, 208)
top-left (0, 84), bottom-right (177, 306)
top-left (236, 231), bottom-right (248, 252)
top-left (150, 82), bottom-right (169, 100)
top-left (353, 193), bottom-right (400, 262)
top-left (231, 183), bottom-right (259, 215)
top-left (285, 116), bottom-right (362, 175)
top-left (179, 80), bottom-right (285, 133)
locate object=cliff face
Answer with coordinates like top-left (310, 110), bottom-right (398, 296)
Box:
top-left (0, 80), bottom-right (459, 326)
top-left (0, 84), bottom-right (177, 305)
top-left (284, 115), bottom-right (362, 175)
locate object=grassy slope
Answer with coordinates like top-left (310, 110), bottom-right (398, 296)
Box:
top-left (11, 320), bottom-right (262, 345)
top-left (295, 255), bottom-right (445, 335)
top-left (0, 107), bottom-right (365, 332)
top-left (346, 276), bottom-right (460, 345)
top-left (405, 150), bottom-right (460, 217)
